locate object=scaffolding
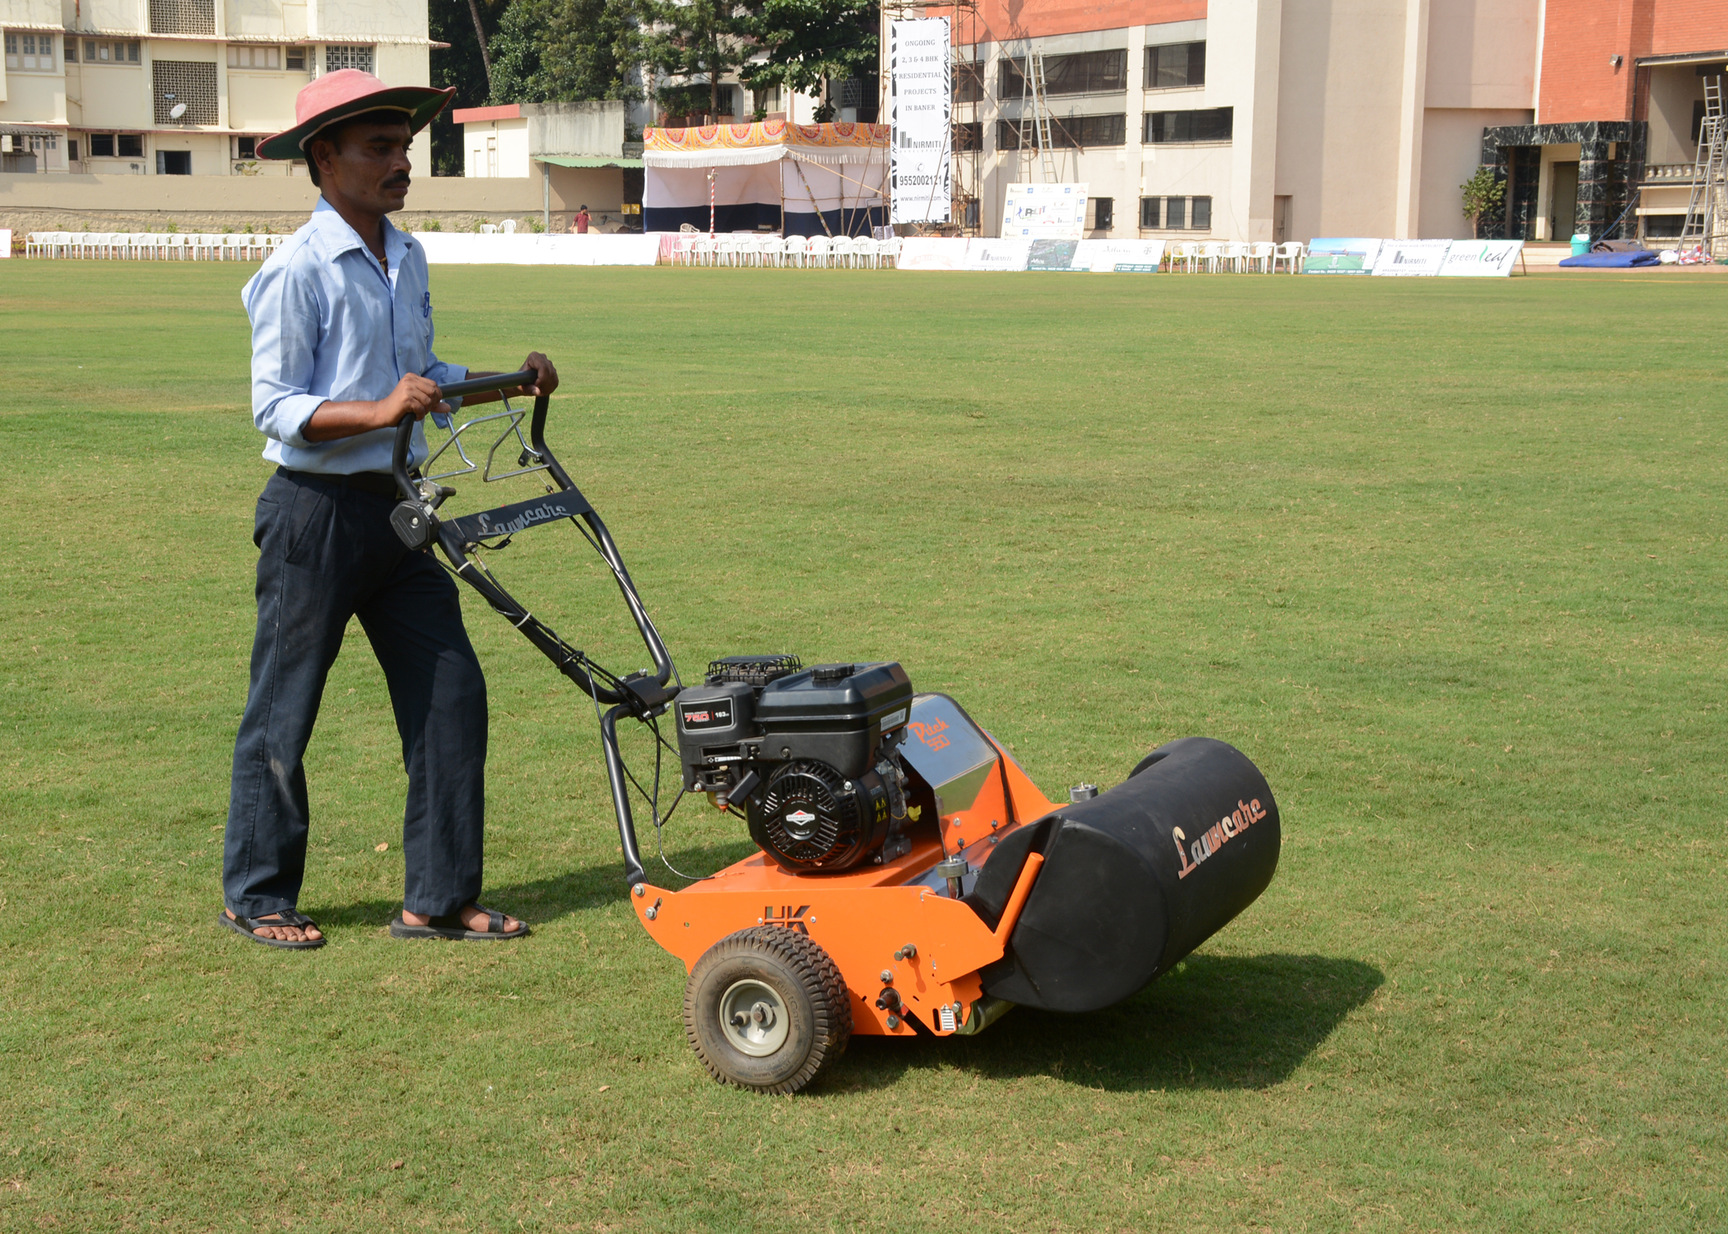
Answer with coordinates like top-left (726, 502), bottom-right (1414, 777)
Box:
top-left (882, 0), bottom-right (983, 233)
top-left (1678, 75), bottom-right (1727, 259)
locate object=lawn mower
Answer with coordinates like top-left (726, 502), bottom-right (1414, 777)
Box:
top-left (391, 371), bottom-right (1282, 1093)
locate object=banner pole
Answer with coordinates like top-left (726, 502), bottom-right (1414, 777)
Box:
top-left (708, 168), bottom-right (716, 238)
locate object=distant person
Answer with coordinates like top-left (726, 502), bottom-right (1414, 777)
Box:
top-left (220, 68), bottom-right (558, 949)
top-left (572, 205), bottom-right (591, 235)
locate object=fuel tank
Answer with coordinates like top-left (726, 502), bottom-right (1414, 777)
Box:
top-left (966, 736), bottom-right (1280, 1013)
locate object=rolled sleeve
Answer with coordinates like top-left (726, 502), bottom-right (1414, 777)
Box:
top-left (246, 257), bottom-right (327, 451)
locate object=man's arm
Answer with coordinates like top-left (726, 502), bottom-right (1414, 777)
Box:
top-left (451, 352), bottom-right (560, 408)
top-left (302, 374), bottom-right (449, 442)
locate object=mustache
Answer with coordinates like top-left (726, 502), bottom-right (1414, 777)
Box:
top-left (383, 173), bottom-right (411, 188)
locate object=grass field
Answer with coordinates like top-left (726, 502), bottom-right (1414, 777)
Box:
top-left (1, 261), bottom-right (1724, 1232)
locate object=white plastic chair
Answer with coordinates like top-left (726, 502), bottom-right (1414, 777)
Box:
top-left (1248, 241), bottom-right (1275, 272)
top-left (780, 236), bottom-right (807, 268)
top-left (1272, 241), bottom-right (1305, 273)
top-left (1198, 241), bottom-right (1226, 272)
top-left (499, 218), bottom-right (518, 234)
top-left (689, 235), bottom-right (717, 267)
top-left (1222, 241), bottom-right (1250, 272)
top-left (24, 233), bottom-right (46, 258)
top-left (480, 223), bottom-right (499, 235)
top-left (879, 236), bottom-right (902, 269)
top-left (222, 234), bottom-right (246, 260)
top-left (805, 235), bottom-right (831, 268)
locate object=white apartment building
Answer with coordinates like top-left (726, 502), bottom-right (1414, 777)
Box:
top-left (0, 0), bottom-right (438, 176)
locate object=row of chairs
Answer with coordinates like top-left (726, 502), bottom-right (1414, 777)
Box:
top-left (671, 232), bottom-right (902, 269)
top-left (24, 232), bottom-right (288, 260)
top-left (1168, 241), bottom-right (1306, 273)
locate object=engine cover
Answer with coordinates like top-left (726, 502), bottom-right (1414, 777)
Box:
top-left (748, 760), bottom-right (895, 871)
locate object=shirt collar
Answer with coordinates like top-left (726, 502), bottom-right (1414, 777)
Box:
top-left (309, 197), bottom-right (411, 268)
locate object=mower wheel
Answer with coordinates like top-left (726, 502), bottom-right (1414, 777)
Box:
top-left (683, 927), bottom-right (852, 1094)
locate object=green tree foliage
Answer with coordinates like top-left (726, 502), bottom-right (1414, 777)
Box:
top-left (428, 0), bottom-right (507, 175)
top-left (637, 0), bottom-right (760, 120)
top-left (743, 0), bottom-right (876, 121)
top-left (488, 0), bottom-right (638, 105)
top-left (1461, 165), bottom-right (1506, 239)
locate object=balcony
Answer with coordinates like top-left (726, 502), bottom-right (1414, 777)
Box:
top-left (1643, 162), bottom-right (1698, 184)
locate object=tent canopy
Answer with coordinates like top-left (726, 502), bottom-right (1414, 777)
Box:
top-left (643, 121), bottom-right (889, 236)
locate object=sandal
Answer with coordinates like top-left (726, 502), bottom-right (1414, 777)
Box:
top-left (390, 903), bottom-right (529, 942)
top-left (218, 908), bottom-right (326, 950)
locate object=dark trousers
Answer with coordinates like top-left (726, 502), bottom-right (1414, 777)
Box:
top-left (224, 469), bottom-right (488, 919)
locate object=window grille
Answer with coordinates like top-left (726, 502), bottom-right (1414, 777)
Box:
top-left (996, 113), bottom-right (1126, 149)
top-left (1143, 107), bottom-right (1233, 144)
top-left (153, 61), bottom-right (220, 125)
top-left (149, 0), bottom-right (216, 37)
top-left (1139, 195), bottom-right (1212, 230)
top-left (324, 45), bottom-right (375, 74)
top-left (954, 120), bottom-right (982, 151)
top-left (87, 40), bottom-right (141, 63)
top-left (1145, 42), bottom-right (1205, 89)
top-left (1000, 50), bottom-right (1127, 98)
top-left (286, 46), bottom-right (307, 70)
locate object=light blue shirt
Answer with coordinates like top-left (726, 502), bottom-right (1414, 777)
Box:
top-left (241, 198), bottom-right (467, 475)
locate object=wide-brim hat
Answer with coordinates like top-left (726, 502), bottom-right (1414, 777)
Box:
top-left (258, 69), bottom-right (455, 161)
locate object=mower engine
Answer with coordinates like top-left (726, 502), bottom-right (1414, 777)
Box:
top-left (675, 656), bottom-right (917, 871)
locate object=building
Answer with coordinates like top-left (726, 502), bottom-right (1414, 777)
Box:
top-left (919, 0), bottom-right (1728, 243)
top-left (0, 0), bottom-right (439, 176)
top-left (454, 99), bottom-right (645, 228)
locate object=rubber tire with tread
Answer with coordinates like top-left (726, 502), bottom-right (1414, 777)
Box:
top-left (683, 926), bottom-right (852, 1094)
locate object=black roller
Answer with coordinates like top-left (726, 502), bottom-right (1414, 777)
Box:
top-left (967, 736), bottom-right (1279, 1013)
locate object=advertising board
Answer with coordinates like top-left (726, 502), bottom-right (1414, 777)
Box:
top-left (1073, 238), bottom-right (1167, 271)
top-left (1372, 240), bottom-right (1453, 276)
top-left (961, 238), bottom-right (1034, 271)
top-left (1001, 183), bottom-right (1088, 239)
top-left (1437, 239), bottom-right (1524, 277)
top-left (888, 18), bottom-right (952, 224)
top-left (1304, 238), bottom-right (1382, 274)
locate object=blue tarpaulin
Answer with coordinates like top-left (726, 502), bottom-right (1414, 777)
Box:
top-left (1558, 250), bottom-right (1659, 267)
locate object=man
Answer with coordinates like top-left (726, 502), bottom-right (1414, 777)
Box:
top-left (571, 205), bottom-right (591, 235)
top-left (220, 69), bottom-right (555, 949)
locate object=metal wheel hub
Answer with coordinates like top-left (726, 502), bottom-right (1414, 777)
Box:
top-left (719, 978), bottom-right (790, 1056)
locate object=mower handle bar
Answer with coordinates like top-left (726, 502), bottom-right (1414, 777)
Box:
top-left (389, 368), bottom-right (536, 495)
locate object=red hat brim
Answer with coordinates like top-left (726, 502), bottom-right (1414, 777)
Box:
top-left (257, 84), bottom-right (455, 161)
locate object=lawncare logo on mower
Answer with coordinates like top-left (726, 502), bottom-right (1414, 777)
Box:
top-left (763, 904), bottom-right (811, 934)
top-left (1173, 798), bottom-right (1268, 879)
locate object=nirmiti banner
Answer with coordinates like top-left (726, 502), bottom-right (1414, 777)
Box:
top-left (889, 17), bottom-right (952, 224)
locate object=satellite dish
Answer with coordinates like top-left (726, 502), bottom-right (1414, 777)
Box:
top-left (170, 103), bottom-right (188, 120)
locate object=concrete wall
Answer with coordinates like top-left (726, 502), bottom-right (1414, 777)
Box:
top-left (527, 100), bottom-right (627, 157)
top-left (0, 166), bottom-right (629, 232)
top-left (1417, 106), bottom-right (1532, 238)
top-left (464, 117), bottom-right (531, 177)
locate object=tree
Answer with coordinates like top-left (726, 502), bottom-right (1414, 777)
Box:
top-left (428, 0), bottom-right (507, 174)
top-left (743, 0), bottom-right (876, 122)
top-left (487, 0), bottom-right (638, 104)
top-left (637, 0), bottom-right (760, 120)
top-left (1461, 165), bottom-right (1506, 239)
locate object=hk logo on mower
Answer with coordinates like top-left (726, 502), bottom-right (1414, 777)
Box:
top-left (764, 904), bottom-right (811, 934)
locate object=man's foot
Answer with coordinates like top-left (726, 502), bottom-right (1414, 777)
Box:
top-left (399, 904), bottom-right (522, 934)
top-left (219, 909), bottom-right (325, 949)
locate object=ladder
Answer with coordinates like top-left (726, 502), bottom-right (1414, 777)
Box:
top-left (1677, 75), bottom-right (1726, 258)
top-left (1015, 49), bottom-right (1059, 182)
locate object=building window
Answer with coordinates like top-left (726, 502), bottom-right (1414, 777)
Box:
top-left (68, 138), bottom-right (80, 161)
top-left (153, 61), bottom-right (220, 125)
top-left (118, 134), bottom-right (144, 157)
top-left (286, 46), bottom-right (307, 70)
top-left (1139, 195), bottom-right (1211, 229)
top-left (86, 40), bottom-right (141, 64)
top-left (324, 44), bottom-right (375, 74)
top-left (955, 61), bottom-right (985, 104)
top-left (1145, 42), bottom-right (1205, 89)
top-left (157, 150), bottom-right (192, 175)
top-left (997, 113), bottom-right (1126, 149)
top-left (228, 45), bottom-right (283, 70)
top-left (89, 133), bottom-right (115, 157)
top-left (149, 0), bottom-right (215, 36)
top-left (5, 32), bottom-right (56, 71)
top-left (235, 135), bottom-right (257, 158)
top-left (1143, 107), bottom-right (1233, 143)
top-left (64, 37), bottom-right (77, 62)
top-left (1000, 49), bottom-right (1128, 98)
top-left (954, 119), bottom-right (983, 150)
top-left (1087, 197), bottom-right (1114, 231)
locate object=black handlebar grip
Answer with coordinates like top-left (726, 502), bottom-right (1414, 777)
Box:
top-left (437, 368), bottom-right (536, 400)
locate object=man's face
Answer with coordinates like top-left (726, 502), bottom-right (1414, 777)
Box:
top-left (311, 118), bottom-right (414, 214)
